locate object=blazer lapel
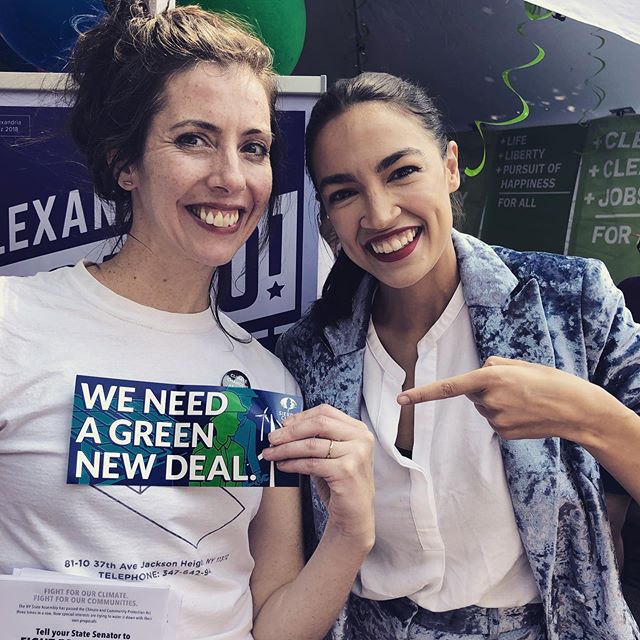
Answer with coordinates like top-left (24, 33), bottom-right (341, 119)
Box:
top-left (321, 275), bottom-right (377, 419)
top-left (455, 231), bottom-right (560, 603)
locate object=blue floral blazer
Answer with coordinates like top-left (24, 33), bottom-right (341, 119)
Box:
top-left (277, 230), bottom-right (640, 640)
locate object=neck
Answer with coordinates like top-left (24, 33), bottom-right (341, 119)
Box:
top-left (372, 248), bottom-right (460, 339)
top-left (88, 238), bottom-right (215, 313)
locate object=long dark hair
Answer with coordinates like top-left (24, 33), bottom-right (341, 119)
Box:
top-left (305, 72), bottom-right (462, 327)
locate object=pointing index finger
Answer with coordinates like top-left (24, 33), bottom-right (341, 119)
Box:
top-left (397, 368), bottom-right (490, 406)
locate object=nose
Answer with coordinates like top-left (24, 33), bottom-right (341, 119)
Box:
top-left (361, 189), bottom-right (401, 231)
top-left (206, 148), bottom-right (247, 194)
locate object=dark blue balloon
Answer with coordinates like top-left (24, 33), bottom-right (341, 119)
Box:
top-left (0, 1), bottom-right (106, 71)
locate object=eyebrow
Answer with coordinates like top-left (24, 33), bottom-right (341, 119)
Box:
top-left (376, 147), bottom-right (424, 172)
top-left (169, 119), bottom-right (272, 139)
top-left (318, 146), bottom-right (424, 191)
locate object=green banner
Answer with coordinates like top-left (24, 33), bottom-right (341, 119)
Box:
top-left (568, 115), bottom-right (640, 284)
top-left (479, 124), bottom-right (586, 253)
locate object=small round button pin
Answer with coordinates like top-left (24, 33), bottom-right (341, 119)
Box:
top-left (221, 370), bottom-right (251, 388)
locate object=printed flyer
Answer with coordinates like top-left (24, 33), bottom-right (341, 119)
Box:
top-left (0, 571), bottom-right (178, 640)
top-left (67, 375), bottom-right (302, 488)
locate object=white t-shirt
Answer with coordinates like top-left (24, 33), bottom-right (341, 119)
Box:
top-left (0, 262), bottom-right (299, 640)
top-left (356, 283), bottom-right (540, 611)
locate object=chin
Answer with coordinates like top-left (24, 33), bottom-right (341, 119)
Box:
top-left (376, 266), bottom-right (437, 290)
top-left (186, 251), bottom-right (236, 271)
top-left (197, 238), bottom-right (250, 265)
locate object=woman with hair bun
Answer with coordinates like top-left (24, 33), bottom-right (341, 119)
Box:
top-left (0, 4), bottom-right (374, 639)
top-left (278, 71), bottom-right (640, 639)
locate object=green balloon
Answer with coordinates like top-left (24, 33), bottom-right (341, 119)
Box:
top-left (179, 0), bottom-right (306, 75)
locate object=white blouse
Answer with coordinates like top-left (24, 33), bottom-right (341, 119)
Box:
top-left (356, 283), bottom-right (540, 611)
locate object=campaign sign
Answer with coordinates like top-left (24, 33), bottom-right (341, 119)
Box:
top-left (568, 115), bottom-right (640, 283)
top-left (480, 124), bottom-right (586, 253)
top-left (0, 106), bottom-right (114, 268)
top-left (67, 375), bottom-right (301, 488)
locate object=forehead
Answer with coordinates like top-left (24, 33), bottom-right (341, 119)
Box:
top-left (312, 102), bottom-right (439, 173)
top-left (155, 62), bottom-right (271, 128)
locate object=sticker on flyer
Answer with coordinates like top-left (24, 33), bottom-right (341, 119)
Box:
top-left (67, 375), bottom-right (301, 487)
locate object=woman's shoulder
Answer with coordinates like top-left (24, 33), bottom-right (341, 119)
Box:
top-left (278, 304), bottom-right (324, 348)
top-left (0, 264), bottom-right (76, 306)
top-left (490, 245), bottom-right (625, 331)
top-left (275, 305), bottom-right (329, 373)
top-left (491, 243), bottom-right (614, 295)
top-left (1, 263), bottom-right (73, 285)
top-left (454, 231), bottom-right (614, 305)
top-left (493, 243), bottom-right (599, 276)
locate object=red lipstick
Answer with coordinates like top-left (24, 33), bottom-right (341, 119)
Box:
top-left (367, 228), bottom-right (421, 263)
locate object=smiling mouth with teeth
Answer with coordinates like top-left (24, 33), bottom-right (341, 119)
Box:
top-left (369, 227), bottom-right (419, 255)
top-left (188, 206), bottom-right (240, 228)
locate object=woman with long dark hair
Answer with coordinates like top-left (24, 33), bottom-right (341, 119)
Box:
top-left (277, 71), bottom-right (640, 639)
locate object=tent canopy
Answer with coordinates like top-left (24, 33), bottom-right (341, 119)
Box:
top-left (293, 0), bottom-right (640, 132)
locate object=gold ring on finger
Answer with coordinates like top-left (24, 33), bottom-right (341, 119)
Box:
top-left (325, 439), bottom-right (334, 459)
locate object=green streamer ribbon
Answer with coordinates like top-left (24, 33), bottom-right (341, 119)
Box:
top-left (464, 3), bottom-right (552, 177)
top-left (579, 31), bottom-right (607, 125)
